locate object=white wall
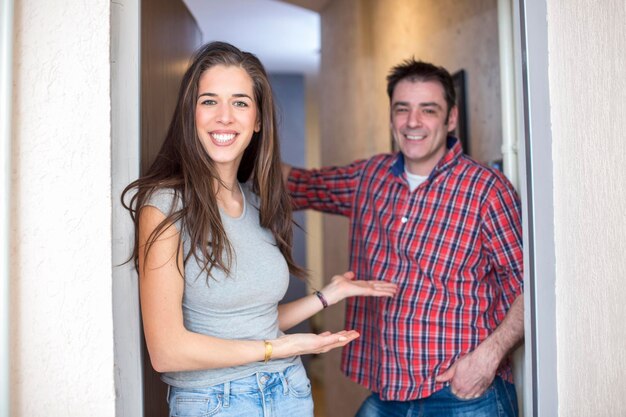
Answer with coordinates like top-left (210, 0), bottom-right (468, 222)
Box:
top-left (547, 0), bottom-right (626, 415)
top-left (10, 0), bottom-right (115, 415)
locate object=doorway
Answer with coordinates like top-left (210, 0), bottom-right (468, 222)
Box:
top-left (110, 1), bottom-right (557, 416)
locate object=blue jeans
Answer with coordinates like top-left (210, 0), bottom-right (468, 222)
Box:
top-left (167, 364), bottom-right (314, 417)
top-left (355, 377), bottom-right (518, 417)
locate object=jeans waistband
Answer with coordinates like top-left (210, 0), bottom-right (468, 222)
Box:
top-left (168, 368), bottom-right (292, 408)
top-left (225, 371), bottom-right (289, 407)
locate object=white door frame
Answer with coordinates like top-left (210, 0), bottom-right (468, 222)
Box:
top-left (0, 0), bottom-right (15, 414)
top-left (515, 0), bottom-right (558, 416)
top-left (111, 0), bottom-right (143, 416)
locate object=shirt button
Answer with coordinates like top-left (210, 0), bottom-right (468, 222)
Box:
top-left (401, 217), bottom-right (408, 224)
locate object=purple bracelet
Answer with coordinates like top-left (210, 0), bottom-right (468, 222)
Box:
top-left (314, 290), bottom-right (328, 308)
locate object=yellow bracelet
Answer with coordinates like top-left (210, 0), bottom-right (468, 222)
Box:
top-left (263, 340), bottom-right (273, 363)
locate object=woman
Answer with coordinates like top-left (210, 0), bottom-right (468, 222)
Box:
top-left (122, 41), bottom-right (396, 416)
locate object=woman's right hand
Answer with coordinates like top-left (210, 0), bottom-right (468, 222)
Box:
top-left (270, 330), bottom-right (360, 359)
top-left (319, 271), bottom-right (398, 306)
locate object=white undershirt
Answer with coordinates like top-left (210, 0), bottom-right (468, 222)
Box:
top-left (404, 168), bottom-right (429, 192)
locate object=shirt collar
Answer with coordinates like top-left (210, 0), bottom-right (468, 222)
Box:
top-left (390, 136), bottom-right (463, 180)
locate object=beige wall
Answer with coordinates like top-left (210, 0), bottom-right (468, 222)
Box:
top-left (10, 0), bottom-right (115, 415)
top-left (316, 1), bottom-right (502, 415)
top-left (547, 0), bottom-right (626, 415)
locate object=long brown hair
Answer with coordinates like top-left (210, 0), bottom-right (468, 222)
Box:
top-left (122, 41), bottom-right (305, 280)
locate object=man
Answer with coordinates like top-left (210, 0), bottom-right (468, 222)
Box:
top-left (283, 59), bottom-right (523, 416)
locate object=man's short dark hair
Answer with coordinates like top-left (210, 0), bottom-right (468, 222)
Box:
top-left (386, 58), bottom-right (456, 117)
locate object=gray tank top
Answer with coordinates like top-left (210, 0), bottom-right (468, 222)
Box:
top-left (146, 182), bottom-right (301, 388)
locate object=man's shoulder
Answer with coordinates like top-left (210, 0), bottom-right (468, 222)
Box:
top-left (361, 153), bottom-right (398, 172)
top-left (455, 154), bottom-right (515, 191)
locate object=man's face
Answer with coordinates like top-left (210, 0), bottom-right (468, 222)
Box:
top-left (390, 79), bottom-right (458, 176)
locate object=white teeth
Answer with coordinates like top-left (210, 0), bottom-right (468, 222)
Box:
top-left (405, 134), bottom-right (425, 141)
top-left (211, 133), bottom-right (236, 143)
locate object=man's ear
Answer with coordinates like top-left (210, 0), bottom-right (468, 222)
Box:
top-left (446, 105), bottom-right (459, 133)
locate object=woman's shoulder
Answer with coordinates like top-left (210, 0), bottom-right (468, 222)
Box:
top-left (144, 187), bottom-right (183, 215)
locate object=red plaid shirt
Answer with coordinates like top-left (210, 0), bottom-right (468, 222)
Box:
top-left (287, 138), bottom-right (523, 401)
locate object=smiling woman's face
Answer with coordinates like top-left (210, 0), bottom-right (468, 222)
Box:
top-left (195, 64), bottom-right (260, 175)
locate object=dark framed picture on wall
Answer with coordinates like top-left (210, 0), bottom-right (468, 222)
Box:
top-left (452, 70), bottom-right (469, 154)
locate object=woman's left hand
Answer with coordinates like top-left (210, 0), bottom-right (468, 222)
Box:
top-left (320, 271), bottom-right (397, 306)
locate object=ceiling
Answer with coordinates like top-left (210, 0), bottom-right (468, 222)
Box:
top-left (183, 0), bottom-right (321, 74)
